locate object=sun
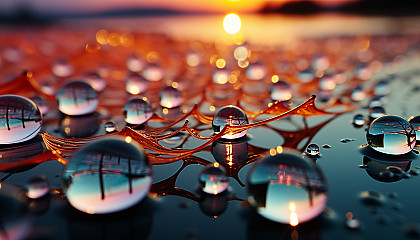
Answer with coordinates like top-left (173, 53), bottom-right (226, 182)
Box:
top-left (223, 13), bottom-right (241, 35)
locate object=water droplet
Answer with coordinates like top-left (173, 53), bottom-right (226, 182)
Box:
top-left (84, 72), bottom-right (106, 92)
top-left (296, 69), bottom-right (314, 83)
top-left (340, 138), bottom-right (355, 143)
top-left (408, 115), bottom-right (420, 144)
top-left (126, 54), bottom-right (144, 72)
top-left (199, 164), bottom-right (229, 195)
top-left (212, 68), bottom-right (230, 84)
top-left (306, 143), bottom-right (320, 156)
top-left (247, 151), bottom-right (327, 224)
top-left (51, 59), bottom-right (74, 77)
top-left (0, 95), bottom-right (42, 144)
top-left (124, 98), bottom-right (153, 125)
top-left (374, 80), bottom-right (390, 96)
top-left (125, 73), bottom-right (148, 95)
top-left (322, 144), bottom-right (331, 149)
top-left (25, 175), bottom-right (50, 199)
top-left (105, 121), bottom-right (117, 133)
top-left (246, 62), bottom-right (267, 81)
top-left (159, 86), bottom-right (183, 108)
top-left (353, 114), bottom-right (365, 127)
top-left (350, 87), bottom-right (366, 102)
top-left (318, 75), bottom-right (336, 91)
top-left (56, 80), bottom-right (99, 116)
top-left (63, 136), bottom-right (152, 214)
top-left (359, 191), bottom-right (385, 205)
top-left (366, 115), bottom-right (416, 155)
top-left (212, 105), bottom-right (249, 139)
top-left (270, 80), bottom-right (292, 102)
top-left (143, 63), bottom-right (163, 81)
top-left (212, 140), bottom-right (249, 167)
top-left (30, 95), bottom-right (49, 116)
top-left (369, 96), bottom-right (386, 108)
top-left (369, 106), bottom-right (386, 120)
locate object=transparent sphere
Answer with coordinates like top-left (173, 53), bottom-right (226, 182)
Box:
top-left (159, 86), bottom-right (183, 108)
top-left (125, 72), bottom-right (148, 95)
top-left (63, 136), bottom-right (152, 214)
top-left (318, 75), bottom-right (336, 91)
top-left (296, 69), bottom-right (315, 83)
top-left (306, 143), bottom-right (320, 156)
top-left (84, 72), bottom-right (106, 92)
top-left (124, 98), bottom-right (153, 125)
top-left (56, 80), bottom-right (99, 116)
top-left (199, 164), bottom-right (229, 195)
top-left (246, 62), bottom-right (267, 81)
top-left (369, 106), bottom-right (386, 120)
top-left (126, 54), bottom-right (144, 72)
top-left (52, 59), bottom-right (74, 78)
top-left (105, 121), bottom-right (117, 133)
top-left (26, 175), bottom-right (50, 199)
top-left (247, 152), bottom-right (327, 225)
top-left (367, 115), bottom-right (416, 155)
top-left (30, 95), bottom-right (49, 115)
top-left (0, 95), bottom-right (42, 144)
top-left (351, 87), bottom-right (366, 102)
top-left (212, 68), bottom-right (230, 84)
top-left (143, 63), bottom-right (163, 81)
top-left (353, 114), bottom-right (365, 127)
top-left (408, 115), bottom-right (420, 144)
top-left (270, 80), bottom-right (292, 102)
top-left (212, 105), bottom-right (249, 139)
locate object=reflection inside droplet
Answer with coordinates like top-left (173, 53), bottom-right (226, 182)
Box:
top-left (0, 95), bottom-right (42, 144)
top-left (63, 136), bottom-right (152, 214)
top-left (366, 115), bottom-right (416, 155)
top-left (56, 81), bottom-right (99, 116)
top-left (247, 151), bottom-right (327, 225)
top-left (124, 98), bottom-right (153, 125)
top-left (306, 143), bottom-right (320, 156)
top-left (212, 105), bottom-right (249, 139)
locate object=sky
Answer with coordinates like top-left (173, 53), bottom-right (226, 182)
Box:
top-left (0, 0), bottom-right (358, 15)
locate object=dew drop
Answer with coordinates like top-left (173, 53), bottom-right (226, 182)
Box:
top-left (247, 151), bottom-right (327, 225)
top-left (126, 54), bottom-right (144, 72)
top-left (270, 80), bottom-right (292, 102)
top-left (353, 114), bottom-right (365, 127)
top-left (25, 175), bottom-right (50, 199)
top-left (359, 190), bottom-right (385, 205)
top-left (105, 121), bottom-right (117, 133)
top-left (159, 86), bottom-right (183, 108)
top-left (63, 136), bottom-right (152, 214)
top-left (245, 62), bottom-right (267, 81)
top-left (366, 115), bottom-right (416, 155)
top-left (0, 95), bottom-right (42, 144)
top-left (125, 72), bottom-right (148, 95)
top-left (51, 59), bottom-right (74, 77)
top-left (84, 72), bottom-right (106, 92)
top-left (199, 164), bottom-right (229, 195)
top-left (306, 143), bottom-right (320, 156)
top-left (124, 98), bottom-right (153, 125)
top-left (56, 80), bottom-right (99, 116)
top-left (408, 115), bottom-right (420, 144)
top-left (212, 105), bottom-right (249, 139)
top-left (369, 106), bottom-right (386, 120)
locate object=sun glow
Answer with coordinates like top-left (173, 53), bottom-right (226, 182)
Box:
top-left (223, 13), bottom-right (241, 35)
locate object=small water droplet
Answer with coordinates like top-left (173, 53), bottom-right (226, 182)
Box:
top-left (351, 87), bottom-right (366, 102)
top-left (247, 151), bottom-right (327, 224)
top-left (366, 115), bottom-right (416, 155)
top-left (245, 62), bottom-right (267, 81)
top-left (143, 63), bottom-right (163, 81)
top-left (126, 54), bottom-right (144, 72)
top-left (359, 190), bottom-right (385, 205)
top-left (52, 59), bottom-right (74, 77)
top-left (25, 175), bottom-right (50, 199)
top-left (318, 75), bottom-right (336, 91)
top-left (125, 72), bottom-right (148, 95)
top-left (84, 72), bottom-right (106, 92)
top-left (296, 69), bottom-right (314, 83)
top-left (369, 96), bottom-right (386, 108)
top-left (124, 98), bottom-right (153, 125)
top-left (0, 95), bottom-right (42, 144)
top-left (159, 86), bottom-right (183, 108)
top-left (322, 144), bottom-right (332, 149)
top-left (56, 80), bottom-right (99, 116)
top-left (340, 138), bottom-right (355, 143)
top-left (353, 114), bottom-right (365, 127)
top-left (270, 80), bottom-right (292, 102)
top-left (212, 105), bottom-right (249, 139)
top-left (374, 80), bottom-right (390, 96)
top-left (199, 164), bottom-right (229, 195)
top-left (63, 136), bottom-right (152, 214)
top-left (105, 121), bottom-right (117, 133)
top-left (306, 143), bottom-right (320, 156)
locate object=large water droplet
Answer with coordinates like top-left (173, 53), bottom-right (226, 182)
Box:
top-left (247, 151), bottom-right (327, 225)
top-left (366, 115), bottom-right (416, 155)
top-left (124, 98), bottom-right (153, 125)
top-left (159, 86), bottom-right (183, 108)
top-left (199, 164), bottom-right (229, 195)
top-left (270, 80), bottom-right (292, 102)
top-left (246, 62), bottom-right (267, 81)
top-left (25, 175), bottom-right (50, 199)
top-left (408, 115), bottom-right (420, 145)
top-left (0, 95), bottom-right (42, 144)
top-left (125, 73), bottom-right (148, 95)
top-left (306, 143), bottom-right (320, 156)
top-left (212, 105), bottom-right (249, 139)
top-left (56, 80), bottom-right (99, 116)
top-left (84, 72), bottom-right (106, 92)
top-left (63, 136), bottom-right (152, 214)
top-left (52, 59), bottom-right (74, 78)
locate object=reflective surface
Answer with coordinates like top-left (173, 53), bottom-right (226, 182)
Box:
top-left (212, 105), bottom-right (249, 139)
